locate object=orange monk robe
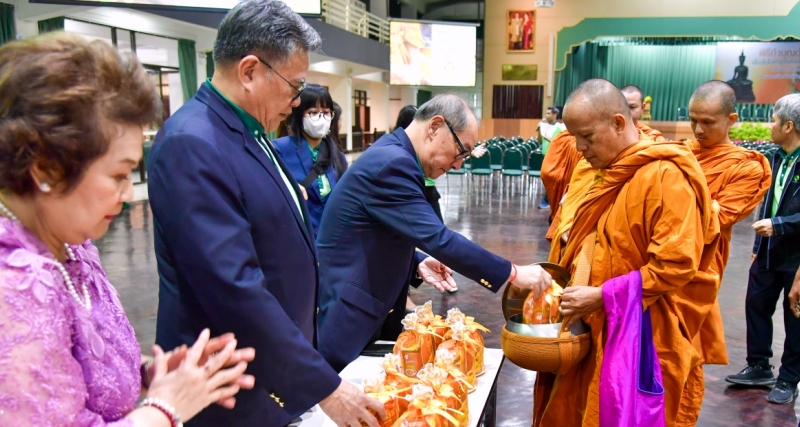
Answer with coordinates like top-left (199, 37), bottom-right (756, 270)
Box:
top-left (546, 159), bottom-right (595, 263)
top-left (542, 131), bottom-right (583, 223)
top-left (687, 140), bottom-right (771, 365)
top-left (533, 138), bottom-right (720, 427)
top-left (637, 122), bottom-right (666, 141)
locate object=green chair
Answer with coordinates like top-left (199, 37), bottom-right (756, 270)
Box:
top-left (488, 145), bottom-right (504, 173)
top-left (501, 149), bottom-right (525, 195)
top-left (517, 145), bottom-right (531, 171)
top-left (470, 152), bottom-right (494, 192)
top-left (528, 152), bottom-right (545, 196)
top-left (446, 167), bottom-right (467, 192)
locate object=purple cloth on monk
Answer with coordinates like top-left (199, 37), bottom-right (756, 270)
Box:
top-left (599, 270), bottom-right (665, 427)
top-left (0, 216), bottom-right (139, 426)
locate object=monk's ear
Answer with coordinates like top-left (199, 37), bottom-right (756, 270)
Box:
top-left (610, 113), bottom-right (627, 133)
top-left (727, 113), bottom-right (739, 127)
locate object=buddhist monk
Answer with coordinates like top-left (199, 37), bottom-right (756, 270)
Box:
top-left (546, 86), bottom-right (665, 249)
top-left (541, 130), bottom-right (582, 224)
top-left (533, 79), bottom-right (720, 427)
top-left (686, 80), bottom-right (772, 363)
top-left (621, 85), bottom-right (666, 141)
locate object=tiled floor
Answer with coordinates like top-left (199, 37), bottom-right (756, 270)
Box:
top-left (96, 176), bottom-right (799, 426)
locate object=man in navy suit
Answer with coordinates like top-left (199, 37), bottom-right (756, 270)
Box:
top-left (147, 1), bottom-right (384, 426)
top-left (316, 94), bottom-right (553, 371)
top-left (726, 93), bottom-right (800, 404)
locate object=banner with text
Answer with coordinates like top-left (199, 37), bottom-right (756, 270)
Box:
top-left (714, 42), bottom-right (800, 104)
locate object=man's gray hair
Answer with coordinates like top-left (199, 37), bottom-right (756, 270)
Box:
top-left (213, 0), bottom-right (322, 67)
top-left (774, 93), bottom-right (800, 133)
top-left (414, 94), bottom-right (474, 132)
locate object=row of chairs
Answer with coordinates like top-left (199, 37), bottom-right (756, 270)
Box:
top-left (737, 141), bottom-right (780, 157)
top-left (447, 137), bottom-right (546, 195)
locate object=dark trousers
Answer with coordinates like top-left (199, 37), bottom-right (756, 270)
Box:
top-left (746, 258), bottom-right (800, 384)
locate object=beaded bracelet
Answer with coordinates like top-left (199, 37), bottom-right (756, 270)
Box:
top-left (509, 264), bottom-right (518, 284)
top-left (139, 397), bottom-right (183, 427)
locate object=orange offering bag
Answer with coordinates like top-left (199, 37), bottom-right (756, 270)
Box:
top-left (417, 363), bottom-right (469, 426)
top-left (414, 301), bottom-right (450, 347)
top-left (396, 385), bottom-right (464, 427)
top-left (377, 354), bottom-right (418, 395)
top-left (444, 309), bottom-right (488, 374)
top-left (433, 349), bottom-right (473, 394)
top-left (364, 389), bottom-right (409, 427)
top-left (521, 283), bottom-right (564, 325)
top-left (394, 313), bottom-right (437, 377)
top-left (436, 323), bottom-right (480, 386)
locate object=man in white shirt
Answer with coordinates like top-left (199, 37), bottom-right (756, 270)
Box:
top-left (536, 107), bottom-right (566, 209)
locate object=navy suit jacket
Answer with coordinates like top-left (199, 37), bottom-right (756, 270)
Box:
top-left (752, 151), bottom-right (800, 271)
top-left (273, 135), bottom-right (347, 237)
top-left (148, 85), bottom-right (340, 427)
top-left (316, 128), bottom-right (513, 372)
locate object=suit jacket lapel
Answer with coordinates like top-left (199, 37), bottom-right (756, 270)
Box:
top-left (245, 138), bottom-right (315, 251)
top-left (198, 86), bottom-right (316, 253)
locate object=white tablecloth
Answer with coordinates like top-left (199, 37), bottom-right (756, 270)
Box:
top-left (294, 348), bottom-right (504, 427)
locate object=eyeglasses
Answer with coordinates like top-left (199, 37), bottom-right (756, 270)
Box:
top-left (252, 55), bottom-right (306, 101)
top-left (306, 111), bottom-right (334, 121)
top-left (444, 120), bottom-right (471, 160)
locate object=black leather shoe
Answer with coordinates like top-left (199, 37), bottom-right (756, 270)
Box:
top-left (767, 379), bottom-right (799, 404)
top-left (725, 364), bottom-right (777, 386)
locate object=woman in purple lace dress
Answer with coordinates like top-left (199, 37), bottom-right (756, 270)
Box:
top-left (0, 33), bottom-right (255, 426)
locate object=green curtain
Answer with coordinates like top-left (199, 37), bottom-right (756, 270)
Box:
top-left (417, 90), bottom-right (432, 106)
top-left (0, 3), bottom-right (15, 46)
top-left (178, 39), bottom-right (198, 100)
top-left (37, 16), bottom-right (64, 34)
top-left (205, 51), bottom-right (214, 79)
top-left (555, 42), bottom-right (716, 121)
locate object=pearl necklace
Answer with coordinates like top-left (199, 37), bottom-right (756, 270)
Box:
top-left (0, 200), bottom-right (91, 310)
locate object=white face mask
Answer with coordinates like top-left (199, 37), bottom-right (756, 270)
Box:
top-left (303, 116), bottom-right (332, 139)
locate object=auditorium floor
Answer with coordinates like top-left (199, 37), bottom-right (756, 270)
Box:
top-left (98, 177), bottom-right (797, 427)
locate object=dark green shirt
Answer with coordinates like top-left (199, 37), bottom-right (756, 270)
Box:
top-left (772, 145), bottom-right (800, 217)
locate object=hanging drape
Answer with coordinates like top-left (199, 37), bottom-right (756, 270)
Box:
top-left (205, 51), bottom-right (214, 79)
top-left (0, 3), bottom-right (15, 46)
top-left (417, 90), bottom-right (432, 106)
top-left (37, 16), bottom-right (64, 34)
top-left (178, 39), bottom-right (198, 100)
top-left (554, 42), bottom-right (716, 121)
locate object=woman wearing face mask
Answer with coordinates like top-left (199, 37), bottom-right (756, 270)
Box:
top-left (273, 84), bottom-right (348, 237)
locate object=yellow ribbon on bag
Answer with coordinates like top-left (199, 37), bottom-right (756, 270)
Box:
top-left (396, 385), bottom-right (464, 427)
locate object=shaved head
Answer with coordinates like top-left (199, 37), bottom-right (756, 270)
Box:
top-left (621, 85), bottom-right (645, 123)
top-left (564, 78), bottom-right (632, 121)
top-left (621, 85), bottom-right (644, 104)
top-left (690, 80), bottom-right (737, 115)
top-left (563, 79), bottom-right (639, 169)
top-left (688, 80), bottom-right (738, 147)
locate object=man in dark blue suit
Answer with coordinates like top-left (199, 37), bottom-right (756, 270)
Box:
top-left (147, 2), bottom-right (384, 426)
top-left (726, 93), bottom-right (800, 404)
top-left (316, 94), bottom-right (553, 371)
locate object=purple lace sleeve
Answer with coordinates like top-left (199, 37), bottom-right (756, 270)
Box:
top-left (0, 236), bottom-right (138, 427)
